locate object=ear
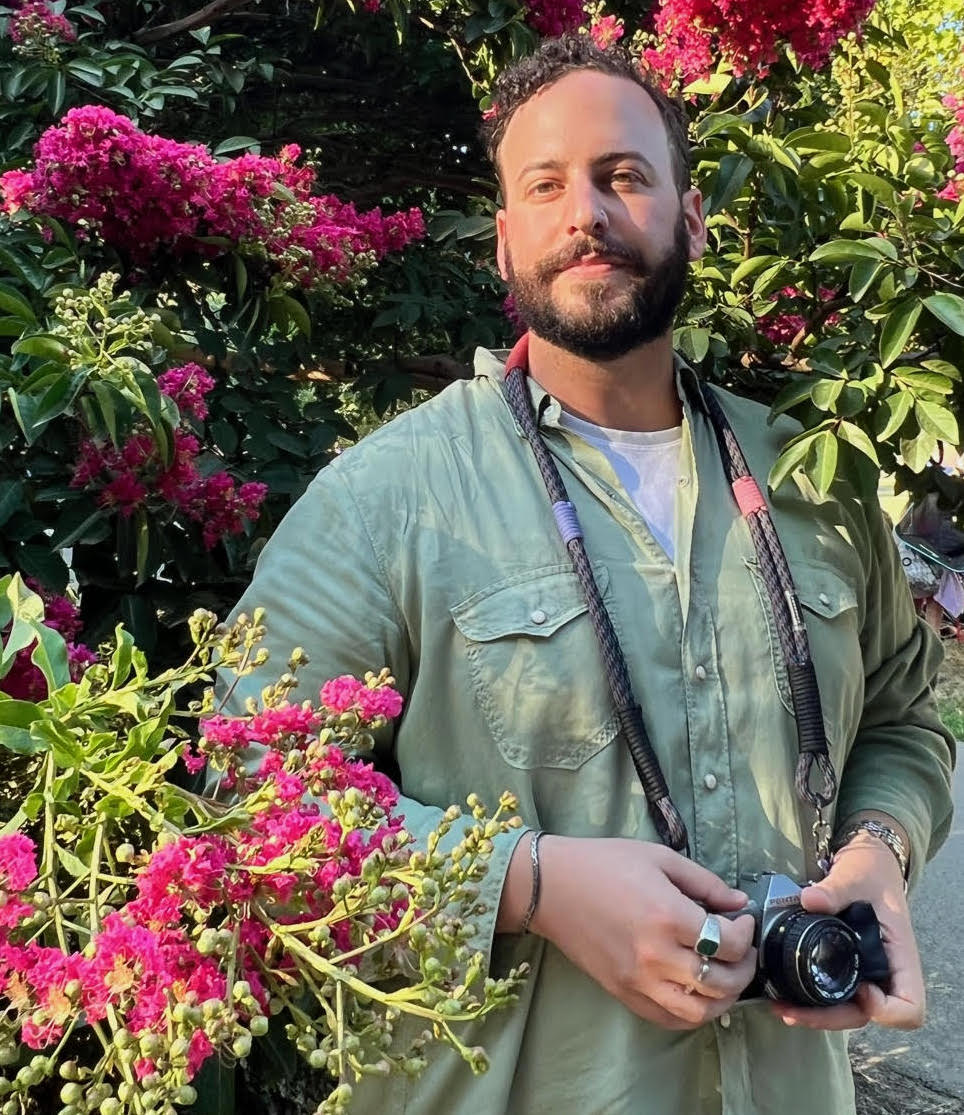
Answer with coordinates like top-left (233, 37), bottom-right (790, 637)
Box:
top-left (681, 188), bottom-right (707, 262)
top-left (496, 209), bottom-right (509, 280)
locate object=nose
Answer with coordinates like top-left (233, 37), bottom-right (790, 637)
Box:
top-left (567, 178), bottom-right (609, 239)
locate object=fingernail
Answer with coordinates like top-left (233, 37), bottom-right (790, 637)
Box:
top-left (781, 1016), bottom-right (796, 1026)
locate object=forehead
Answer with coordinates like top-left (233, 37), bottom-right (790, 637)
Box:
top-left (498, 70), bottom-right (672, 182)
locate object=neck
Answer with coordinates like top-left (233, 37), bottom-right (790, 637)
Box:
top-left (525, 331), bottom-right (682, 432)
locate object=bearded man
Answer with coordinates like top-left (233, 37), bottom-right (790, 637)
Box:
top-left (220, 34), bottom-right (954, 1115)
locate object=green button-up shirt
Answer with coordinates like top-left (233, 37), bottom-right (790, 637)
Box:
top-left (222, 348), bottom-right (954, 1115)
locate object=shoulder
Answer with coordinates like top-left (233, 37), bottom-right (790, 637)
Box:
top-left (313, 374), bottom-right (508, 504)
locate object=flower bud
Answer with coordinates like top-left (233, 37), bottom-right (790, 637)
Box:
top-left (175, 1085), bottom-right (197, 1105)
top-left (197, 929), bottom-right (219, 955)
top-left (232, 1033), bottom-right (252, 1059)
top-left (60, 1083), bottom-right (84, 1104)
top-left (249, 1015), bottom-right (269, 1038)
top-left (115, 843), bottom-right (135, 863)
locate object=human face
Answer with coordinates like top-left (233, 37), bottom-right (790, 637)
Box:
top-left (495, 70), bottom-right (706, 360)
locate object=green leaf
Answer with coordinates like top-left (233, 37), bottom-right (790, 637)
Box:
top-left (12, 334), bottom-right (68, 361)
top-left (56, 844), bottom-right (88, 878)
top-left (213, 136), bottom-right (260, 156)
top-left (808, 430), bottom-right (839, 496)
top-left (769, 377), bottom-right (815, 419)
top-left (768, 433), bottom-right (815, 491)
top-left (915, 400), bottom-right (959, 442)
top-left (921, 359), bottom-right (961, 382)
top-left (848, 260), bottom-right (885, 302)
top-left (682, 73), bottom-right (733, 97)
top-left (892, 369), bottom-right (954, 396)
top-left (730, 255), bottom-right (783, 286)
top-left (709, 153), bottom-right (754, 214)
top-left (900, 431), bottom-right (938, 472)
top-left (875, 392), bottom-right (913, 441)
top-left (0, 698), bottom-right (42, 731)
top-left (0, 726), bottom-right (44, 755)
top-left (0, 480), bottom-right (25, 528)
top-left (837, 421), bottom-right (879, 464)
top-left (0, 284), bottom-right (37, 325)
top-left (66, 59), bottom-right (105, 86)
top-left (850, 173), bottom-right (898, 208)
top-left (924, 293), bottom-right (964, 336)
top-left (47, 70), bottom-right (66, 116)
top-left (785, 129), bottom-right (851, 153)
top-left (810, 239), bottom-right (897, 265)
top-left (811, 378), bottom-right (844, 411)
top-left (879, 300), bottom-right (922, 368)
top-left (279, 295), bottom-right (310, 338)
top-left (48, 508), bottom-right (110, 550)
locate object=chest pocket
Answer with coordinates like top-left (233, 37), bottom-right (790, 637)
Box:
top-left (450, 563), bottom-right (618, 770)
top-left (748, 557), bottom-right (864, 756)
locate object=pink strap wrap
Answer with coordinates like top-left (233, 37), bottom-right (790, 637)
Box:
top-left (732, 475), bottom-right (767, 517)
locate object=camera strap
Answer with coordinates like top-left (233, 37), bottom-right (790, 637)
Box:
top-left (501, 333), bottom-right (838, 869)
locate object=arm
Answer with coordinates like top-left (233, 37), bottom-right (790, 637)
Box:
top-left (780, 496), bottom-right (954, 1032)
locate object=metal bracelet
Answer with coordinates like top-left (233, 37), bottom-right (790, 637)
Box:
top-left (521, 830), bottom-right (545, 934)
top-left (832, 819), bottom-right (909, 882)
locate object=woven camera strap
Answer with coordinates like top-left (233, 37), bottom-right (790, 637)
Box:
top-left (501, 333), bottom-right (838, 868)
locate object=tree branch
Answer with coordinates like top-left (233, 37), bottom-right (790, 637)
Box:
top-left (134, 0), bottom-right (253, 44)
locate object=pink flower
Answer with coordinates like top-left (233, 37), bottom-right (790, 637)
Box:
top-left (523, 0), bottom-right (587, 36)
top-left (320, 675), bottom-right (364, 713)
top-left (7, 1), bottom-right (75, 49)
top-left (590, 15), bottom-right (624, 49)
top-left (0, 585), bottom-right (97, 701)
top-left (0, 834), bottom-right (38, 893)
top-left (157, 363), bottom-right (216, 421)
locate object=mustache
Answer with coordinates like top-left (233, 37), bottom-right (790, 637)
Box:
top-left (534, 236), bottom-right (647, 281)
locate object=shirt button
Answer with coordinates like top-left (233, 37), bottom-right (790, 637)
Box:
top-left (818, 592), bottom-right (830, 606)
top-left (678, 476), bottom-right (689, 487)
top-left (530, 609), bottom-right (547, 625)
top-left (703, 773), bottom-right (718, 791)
top-left (695, 664), bottom-right (707, 681)
top-left (719, 1012), bottom-right (731, 1029)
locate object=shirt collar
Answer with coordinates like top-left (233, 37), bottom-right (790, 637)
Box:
top-left (472, 344), bottom-right (711, 433)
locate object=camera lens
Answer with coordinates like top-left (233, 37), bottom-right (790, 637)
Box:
top-left (762, 912), bottom-right (861, 1007)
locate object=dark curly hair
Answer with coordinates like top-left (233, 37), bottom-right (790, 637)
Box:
top-left (480, 34), bottom-right (691, 197)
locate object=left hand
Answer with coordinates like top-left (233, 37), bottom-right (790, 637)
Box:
top-left (773, 835), bottom-right (925, 1031)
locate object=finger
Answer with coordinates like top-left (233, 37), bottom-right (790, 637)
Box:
top-left (798, 881), bottom-right (844, 916)
top-left (659, 851), bottom-right (748, 911)
top-left (672, 949), bottom-right (757, 1001)
top-left (858, 978), bottom-right (925, 1029)
top-left (771, 999), bottom-right (869, 1031)
top-left (662, 980), bottom-right (742, 1026)
top-left (677, 909), bottom-right (756, 963)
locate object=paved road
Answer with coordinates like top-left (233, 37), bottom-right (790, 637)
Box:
top-left (856, 760), bottom-right (964, 1103)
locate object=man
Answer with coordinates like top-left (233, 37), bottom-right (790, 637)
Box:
top-left (221, 35), bottom-right (955, 1115)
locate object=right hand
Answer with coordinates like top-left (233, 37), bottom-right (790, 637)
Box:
top-left (524, 836), bottom-right (757, 1029)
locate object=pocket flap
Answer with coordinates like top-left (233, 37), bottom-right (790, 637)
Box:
top-left (451, 562), bottom-right (610, 642)
top-left (796, 562), bottom-right (858, 618)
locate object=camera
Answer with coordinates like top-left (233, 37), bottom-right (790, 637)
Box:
top-left (733, 872), bottom-right (889, 1008)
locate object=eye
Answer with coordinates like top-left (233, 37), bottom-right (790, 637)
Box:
top-left (611, 169), bottom-right (645, 187)
top-left (528, 179), bottom-right (560, 197)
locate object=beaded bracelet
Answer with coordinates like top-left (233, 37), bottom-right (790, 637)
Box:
top-left (521, 830), bottom-right (545, 934)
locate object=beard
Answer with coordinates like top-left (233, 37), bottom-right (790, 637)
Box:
top-left (504, 210), bottom-right (691, 361)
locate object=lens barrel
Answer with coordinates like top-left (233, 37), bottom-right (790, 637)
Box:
top-left (762, 911), bottom-right (861, 1007)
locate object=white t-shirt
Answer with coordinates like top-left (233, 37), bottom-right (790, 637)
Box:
top-left (559, 411), bottom-right (682, 560)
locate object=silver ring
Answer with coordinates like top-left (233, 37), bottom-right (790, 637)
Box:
top-left (695, 913), bottom-right (722, 958)
top-left (696, 957), bottom-right (712, 983)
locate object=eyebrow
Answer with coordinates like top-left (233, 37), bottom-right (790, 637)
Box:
top-left (516, 150), bottom-right (658, 183)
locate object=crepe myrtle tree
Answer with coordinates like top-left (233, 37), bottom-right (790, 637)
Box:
top-left (0, 0), bottom-right (961, 674)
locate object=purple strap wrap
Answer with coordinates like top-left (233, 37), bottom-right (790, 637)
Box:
top-left (552, 500), bottom-right (583, 545)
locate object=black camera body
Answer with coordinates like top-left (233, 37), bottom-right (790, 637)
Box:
top-left (734, 872), bottom-right (890, 1008)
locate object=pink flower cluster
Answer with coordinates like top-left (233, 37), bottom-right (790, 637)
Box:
top-left (523, 0), bottom-right (587, 37)
top-left (0, 581), bottom-right (96, 701)
top-left (0, 834), bottom-right (226, 1067)
top-left (0, 675), bottom-right (408, 1073)
top-left (590, 15), bottom-right (625, 50)
top-left (643, 0), bottom-right (875, 85)
top-left (7, 1), bottom-right (76, 49)
top-left (938, 92), bottom-right (964, 201)
top-left (156, 362), bottom-right (216, 421)
top-left (0, 107), bottom-right (425, 288)
top-left (756, 285), bottom-right (840, 346)
top-left (70, 364), bottom-right (267, 549)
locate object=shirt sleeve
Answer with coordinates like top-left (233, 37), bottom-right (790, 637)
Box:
top-left (834, 495), bottom-right (956, 889)
top-left (212, 462), bottom-right (527, 973)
